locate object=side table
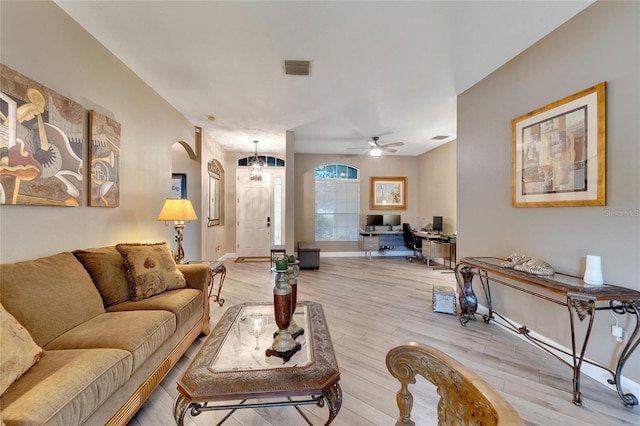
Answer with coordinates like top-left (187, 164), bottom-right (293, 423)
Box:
top-left (186, 260), bottom-right (226, 306)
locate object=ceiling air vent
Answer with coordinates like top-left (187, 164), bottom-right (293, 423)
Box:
top-left (284, 60), bottom-right (311, 76)
top-left (431, 135), bottom-right (449, 141)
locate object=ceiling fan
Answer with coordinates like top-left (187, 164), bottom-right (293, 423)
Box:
top-left (351, 136), bottom-right (404, 157)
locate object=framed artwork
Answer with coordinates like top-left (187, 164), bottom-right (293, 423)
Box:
top-left (88, 110), bottom-right (120, 207)
top-left (172, 173), bottom-right (187, 199)
top-left (370, 176), bottom-right (407, 210)
top-left (0, 64), bottom-right (84, 206)
top-left (512, 82), bottom-right (606, 207)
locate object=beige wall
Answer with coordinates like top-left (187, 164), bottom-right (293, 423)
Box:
top-left (199, 131), bottom-right (235, 261)
top-left (0, 0), bottom-right (203, 264)
top-left (457, 1), bottom-right (639, 381)
top-left (171, 143), bottom-right (202, 260)
top-left (417, 140), bottom-right (457, 234)
top-left (294, 154), bottom-right (419, 253)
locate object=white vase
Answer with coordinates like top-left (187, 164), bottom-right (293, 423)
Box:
top-left (583, 255), bottom-right (603, 285)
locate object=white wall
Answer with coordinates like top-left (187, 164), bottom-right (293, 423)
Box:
top-left (0, 0), bottom-right (197, 263)
top-left (457, 1), bottom-right (639, 381)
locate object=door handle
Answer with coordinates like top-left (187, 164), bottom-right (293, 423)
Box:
top-left (267, 216), bottom-right (271, 227)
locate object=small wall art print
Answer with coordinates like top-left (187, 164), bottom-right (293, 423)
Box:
top-left (172, 173), bottom-right (187, 199)
top-left (89, 110), bottom-right (120, 207)
top-left (0, 64), bottom-right (84, 206)
top-left (512, 82), bottom-right (606, 207)
top-left (370, 176), bottom-right (407, 210)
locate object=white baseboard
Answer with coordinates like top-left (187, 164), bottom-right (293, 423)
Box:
top-left (475, 304), bottom-right (640, 402)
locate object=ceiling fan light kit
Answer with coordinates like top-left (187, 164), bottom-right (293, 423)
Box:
top-left (366, 136), bottom-right (403, 157)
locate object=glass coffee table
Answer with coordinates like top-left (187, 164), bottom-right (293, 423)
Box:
top-left (173, 301), bottom-right (342, 425)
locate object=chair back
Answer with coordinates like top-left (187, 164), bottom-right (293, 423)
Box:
top-left (402, 223), bottom-right (419, 250)
top-left (386, 342), bottom-right (523, 426)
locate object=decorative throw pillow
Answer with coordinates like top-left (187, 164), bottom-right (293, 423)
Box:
top-left (73, 246), bottom-right (131, 307)
top-left (1, 303), bottom-right (44, 395)
top-left (116, 242), bottom-right (186, 301)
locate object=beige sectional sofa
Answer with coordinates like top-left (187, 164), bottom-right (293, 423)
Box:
top-left (0, 243), bottom-right (211, 425)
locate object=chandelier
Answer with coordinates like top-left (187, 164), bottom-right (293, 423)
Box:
top-left (249, 140), bottom-right (265, 181)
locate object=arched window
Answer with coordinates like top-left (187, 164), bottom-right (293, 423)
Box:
top-left (315, 164), bottom-right (360, 241)
top-left (237, 156), bottom-right (285, 167)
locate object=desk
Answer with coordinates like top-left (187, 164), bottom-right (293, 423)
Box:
top-left (455, 257), bottom-right (640, 407)
top-left (413, 232), bottom-right (457, 269)
top-left (358, 229), bottom-right (403, 260)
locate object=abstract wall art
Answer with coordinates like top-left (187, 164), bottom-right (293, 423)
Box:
top-left (89, 110), bottom-right (120, 207)
top-left (511, 82), bottom-right (606, 207)
top-left (0, 64), bottom-right (84, 206)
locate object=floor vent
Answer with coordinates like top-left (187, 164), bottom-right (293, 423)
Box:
top-left (284, 60), bottom-right (311, 76)
top-left (431, 135), bottom-right (449, 140)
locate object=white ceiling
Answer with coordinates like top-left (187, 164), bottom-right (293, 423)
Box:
top-left (55, 0), bottom-right (594, 157)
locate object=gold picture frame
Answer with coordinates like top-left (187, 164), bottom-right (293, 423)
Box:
top-left (370, 176), bottom-right (407, 210)
top-left (511, 82), bottom-right (606, 207)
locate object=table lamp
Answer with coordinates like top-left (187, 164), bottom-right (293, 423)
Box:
top-left (157, 198), bottom-right (198, 263)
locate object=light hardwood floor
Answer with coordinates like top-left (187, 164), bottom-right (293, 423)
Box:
top-left (128, 256), bottom-right (639, 426)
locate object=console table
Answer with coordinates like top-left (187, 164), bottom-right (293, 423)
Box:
top-left (455, 257), bottom-right (640, 408)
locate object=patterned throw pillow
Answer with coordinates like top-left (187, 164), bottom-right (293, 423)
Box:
top-left (1, 303), bottom-right (44, 395)
top-left (116, 242), bottom-right (186, 301)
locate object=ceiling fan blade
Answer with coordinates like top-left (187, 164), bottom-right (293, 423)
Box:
top-left (382, 142), bottom-right (404, 148)
top-left (385, 148), bottom-right (398, 153)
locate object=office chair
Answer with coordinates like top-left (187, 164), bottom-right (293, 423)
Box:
top-left (402, 223), bottom-right (424, 263)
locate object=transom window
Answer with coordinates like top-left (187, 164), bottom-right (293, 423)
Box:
top-left (315, 164), bottom-right (360, 241)
top-left (238, 156), bottom-right (285, 167)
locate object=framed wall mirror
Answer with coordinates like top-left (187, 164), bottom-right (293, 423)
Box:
top-left (207, 159), bottom-right (224, 226)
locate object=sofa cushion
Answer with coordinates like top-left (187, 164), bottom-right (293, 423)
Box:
top-left (44, 311), bottom-right (176, 372)
top-left (116, 242), bottom-right (186, 301)
top-left (107, 288), bottom-right (204, 329)
top-left (0, 304), bottom-right (44, 396)
top-left (73, 246), bottom-right (131, 307)
top-left (0, 252), bottom-right (105, 347)
top-left (0, 348), bottom-right (132, 426)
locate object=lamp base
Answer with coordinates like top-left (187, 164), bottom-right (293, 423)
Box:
top-left (173, 223), bottom-right (185, 264)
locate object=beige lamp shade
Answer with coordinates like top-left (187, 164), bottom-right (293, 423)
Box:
top-left (157, 198), bottom-right (198, 221)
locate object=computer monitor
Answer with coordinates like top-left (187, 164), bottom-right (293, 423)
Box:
top-left (382, 214), bottom-right (401, 226)
top-left (366, 215), bottom-right (383, 226)
top-left (432, 216), bottom-right (443, 233)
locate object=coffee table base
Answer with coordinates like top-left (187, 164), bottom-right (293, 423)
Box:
top-left (173, 382), bottom-right (342, 426)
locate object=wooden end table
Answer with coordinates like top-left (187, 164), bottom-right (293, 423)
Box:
top-left (173, 301), bottom-right (342, 425)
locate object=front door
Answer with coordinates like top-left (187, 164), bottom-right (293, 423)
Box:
top-left (236, 170), bottom-right (271, 257)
